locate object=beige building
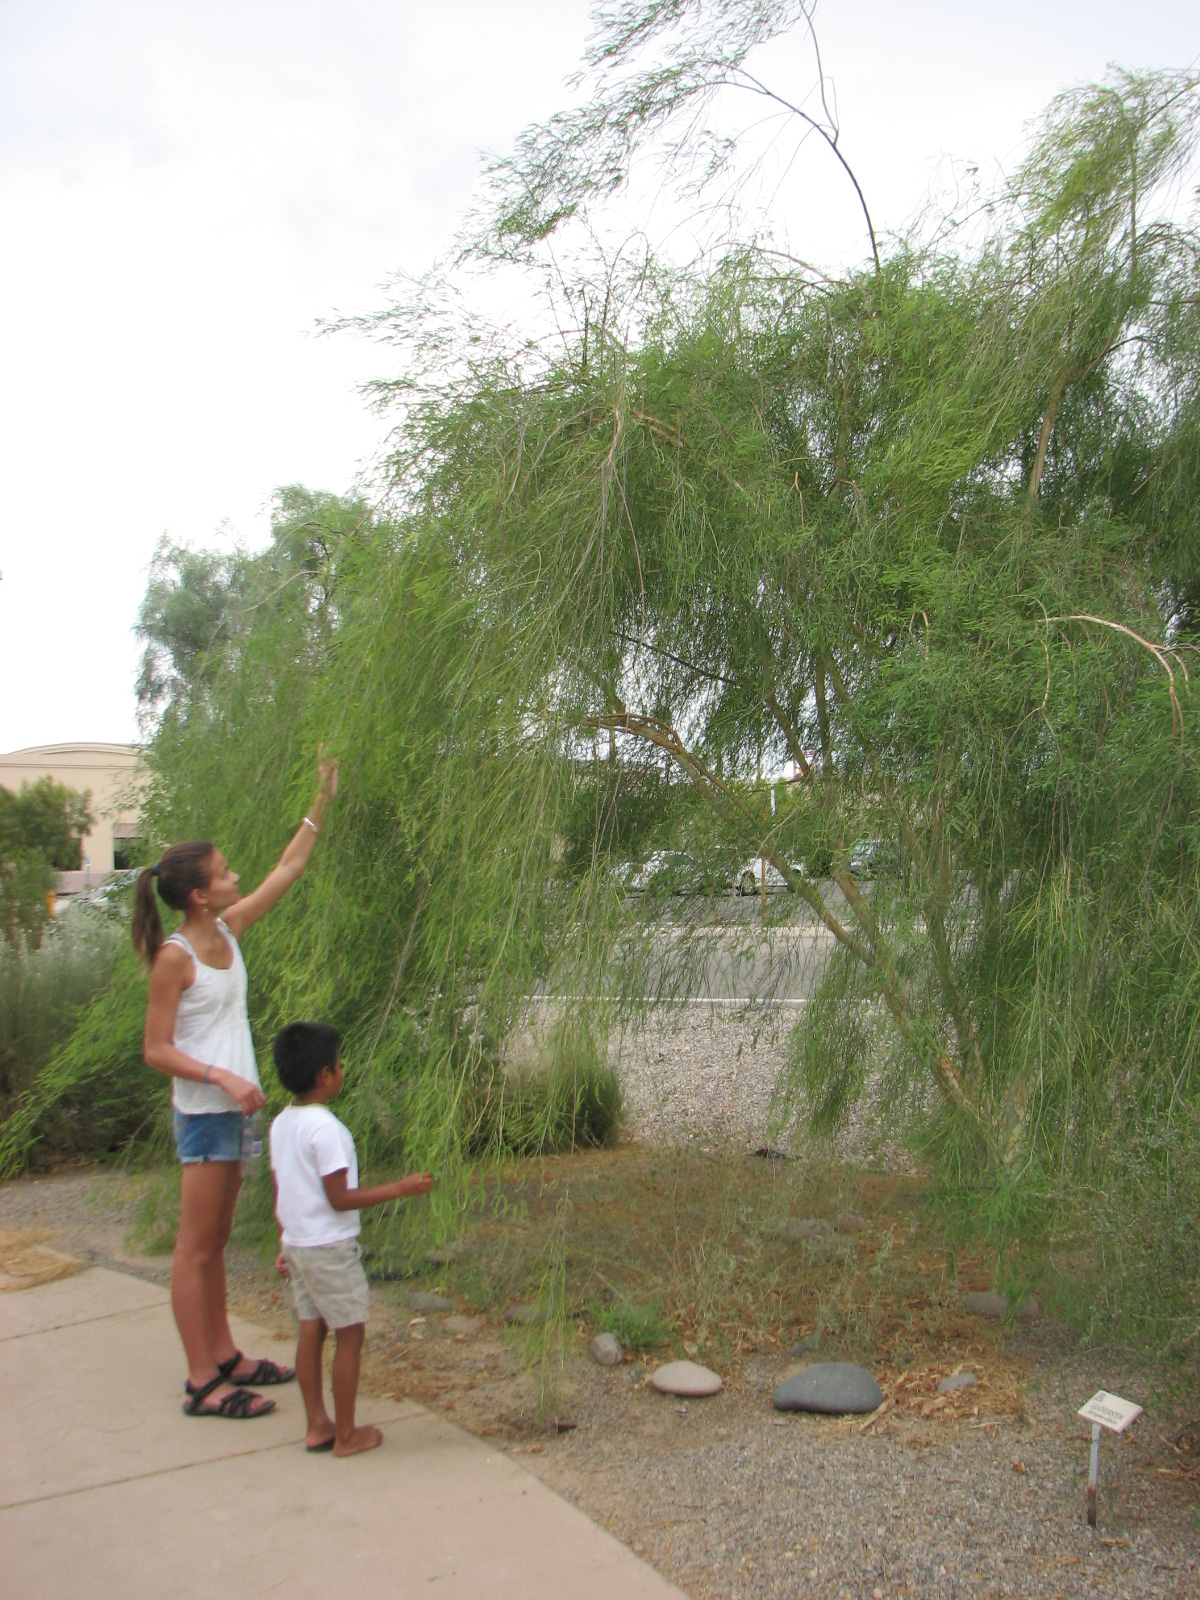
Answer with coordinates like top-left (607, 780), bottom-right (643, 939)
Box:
top-left (0, 743), bottom-right (147, 882)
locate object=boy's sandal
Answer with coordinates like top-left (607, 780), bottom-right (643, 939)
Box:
top-left (183, 1374), bottom-right (276, 1418)
top-left (218, 1350), bottom-right (295, 1386)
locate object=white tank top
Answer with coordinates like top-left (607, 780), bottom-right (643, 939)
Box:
top-left (165, 921), bottom-right (261, 1115)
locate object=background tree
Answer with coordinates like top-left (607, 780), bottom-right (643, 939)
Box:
top-left (0, 779), bottom-right (94, 947)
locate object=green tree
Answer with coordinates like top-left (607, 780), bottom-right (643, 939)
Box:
top-left (0, 779), bottom-right (94, 947)
top-left (10, 9), bottom-right (1200, 1352)
top-left (135, 487), bottom-right (372, 731)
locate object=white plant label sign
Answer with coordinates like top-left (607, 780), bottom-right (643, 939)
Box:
top-left (1077, 1391), bottom-right (1142, 1433)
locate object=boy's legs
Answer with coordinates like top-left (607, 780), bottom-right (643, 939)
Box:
top-left (331, 1322), bottom-right (381, 1456)
top-left (295, 1317), bottom-right (335, 1449)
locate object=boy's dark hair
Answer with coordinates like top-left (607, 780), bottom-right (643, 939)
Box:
top-left (273, 1021), bottom-right (342, 1095)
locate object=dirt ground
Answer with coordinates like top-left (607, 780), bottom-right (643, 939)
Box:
top-left (2, 1154), bottom-right (1198, 1600)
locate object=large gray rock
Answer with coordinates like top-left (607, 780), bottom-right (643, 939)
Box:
top-left (408, 1291), bottom-right (453, 1313)
top-left (591, 1332), bottom-right (623, 1367)
top-left (773, 1361), bottom-right (883, 1415)
top-left (650, 1360), bottom-right (723, 1397)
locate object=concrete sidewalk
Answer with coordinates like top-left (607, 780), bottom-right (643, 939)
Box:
top-left (1, 1267), bottom-right (689, 1600)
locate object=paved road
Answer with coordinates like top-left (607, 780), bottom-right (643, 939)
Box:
top-left (0, 1267), bottom-right (688, 1600)
top-left (543, 888), bottom-right (843, 1004)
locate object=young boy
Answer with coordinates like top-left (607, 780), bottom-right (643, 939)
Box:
top-left (270, 1021), bottom-right (433, 1456)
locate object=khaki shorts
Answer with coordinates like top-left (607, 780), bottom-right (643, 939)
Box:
top-left (283, 1238), bottom-right (370, 1329)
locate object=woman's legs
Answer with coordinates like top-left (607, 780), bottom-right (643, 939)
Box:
top-left (173, 1159), bottom-right (240, 1386)
top-left (207, 1161), bottom-right (243, 1369)
top-left (173, 1159), bottom-right (271, 1411)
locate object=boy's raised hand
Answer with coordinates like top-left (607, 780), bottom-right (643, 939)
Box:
top-left (390, 1171), bottom-right (434, 1199)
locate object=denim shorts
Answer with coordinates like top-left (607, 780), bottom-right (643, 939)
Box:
top-left (173, 1110), bottom-right (244, 1165)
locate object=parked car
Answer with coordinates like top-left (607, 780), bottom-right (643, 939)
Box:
top-left (616, 850), bottom-right (698, 895)
top-left (735, 858), bottom-right (806, 896)
top-left (615, 850), bottom-right (729, 897)
top-left (848, 839), bottom-right (894, 878)
top-left (76, 868), bottom-right (140, 908)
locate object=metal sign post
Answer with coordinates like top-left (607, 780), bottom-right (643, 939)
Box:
top-left (1086, 1423), bottom-right (1102, 1525)
top-left (1077, 1391), bottom-right (1143, 1528)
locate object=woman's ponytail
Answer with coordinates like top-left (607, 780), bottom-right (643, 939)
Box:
top-left (131, 867), bottom-right (163, 965)
top-left (131, 841), bottom-right (215, 966)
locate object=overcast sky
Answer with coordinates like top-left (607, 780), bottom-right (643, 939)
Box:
top-left (2, 1), bottom-right (1198, 752)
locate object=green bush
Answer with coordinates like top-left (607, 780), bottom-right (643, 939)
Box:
top-left (0, 911), bottom-right (122, 1114)
top-left (0, 933), bottom-right (170, 1173)
top-left (593, 1299), bottom-right (669, 1352)
top-left (465, 1057), bottom-right (622, 1157)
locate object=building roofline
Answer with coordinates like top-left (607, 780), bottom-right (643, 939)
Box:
top-left (1, 743), bottom-right (143, 760)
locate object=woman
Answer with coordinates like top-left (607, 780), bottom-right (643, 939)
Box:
top-left (133, 755), bottom-right (338, 1418)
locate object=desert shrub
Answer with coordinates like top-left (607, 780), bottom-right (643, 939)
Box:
top-left (593, 1299), bottom-right (669, 1351)
top-left (465, 1058), bottom-right (622, 1157)
top-left (0, 937), bottom-right (170, 1170)
top-left (0, 911), bottom-right (122, 1114)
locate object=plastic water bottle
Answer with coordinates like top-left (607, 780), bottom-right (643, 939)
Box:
top-left (241, 1112), bottom-right (265, 1173)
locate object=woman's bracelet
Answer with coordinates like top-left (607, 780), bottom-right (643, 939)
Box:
top-left (203, 1065), bottom-right (214, 1083)
top-left (303, 815), bottom-right (320, 834)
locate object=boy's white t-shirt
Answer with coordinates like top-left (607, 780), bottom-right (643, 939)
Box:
top-left (270, 1104), bottom-right (360, 1247)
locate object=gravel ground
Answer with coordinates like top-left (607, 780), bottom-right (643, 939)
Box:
top-left (519, 971), bottom-right (911, 1168)
top-left (521, 1333), bottom-right (1200, 1600)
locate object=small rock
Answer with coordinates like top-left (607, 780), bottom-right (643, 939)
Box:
top-left (503, 1303), bottom-right (544, 1325)
top-left (444, 1315), bottom-right (481, 1336)
top-left (962, 1290), bottom-right (1040, 1320)
top-left (773, 1361), bottom-right (884, 1415)
top-left (774, 1218), bottom-right (832, 1243)
top-left (789, 1333), bottom-right (823, 1356)
top-left (937, 1371), bottom-right (979, 1394)
top-left (408, 1291), bottom-right (453, 1313)
top-left (835, 1211), bottom-right (865, 1234)
top-left (962, 1290), bottom-right (1009, 1318)
top-left (591, 1332), bottom-right (623, 1366)
top-left (650, 1360), bottom-right (723, 1397)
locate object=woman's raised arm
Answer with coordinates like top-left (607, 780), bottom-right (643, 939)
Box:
top-left (224, 754), bottom-right (338, 938)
